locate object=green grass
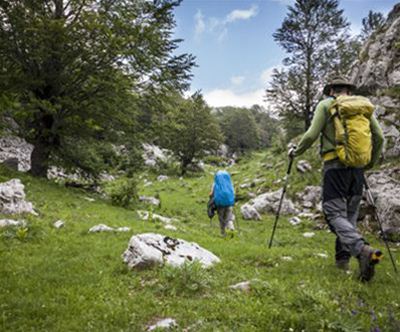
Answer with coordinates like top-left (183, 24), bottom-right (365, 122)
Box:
top-left (1, 151), bottom-right (400, 331)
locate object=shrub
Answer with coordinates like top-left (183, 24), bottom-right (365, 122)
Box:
top-left (104, 176), bottom-right (138, 208)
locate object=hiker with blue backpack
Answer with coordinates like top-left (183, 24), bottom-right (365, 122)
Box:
top-left (209, 170), bottom-right (235, 237)
top-left (289, 76), bottom-right (385, 282)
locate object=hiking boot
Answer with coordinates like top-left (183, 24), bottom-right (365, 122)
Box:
top-left (335, 259), bottom-right (350, 271)
top-left (358, 245), bottom-right (383, 282)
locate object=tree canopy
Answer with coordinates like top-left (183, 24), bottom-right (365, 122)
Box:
top-left (0, 0), bottom-right (195, 176)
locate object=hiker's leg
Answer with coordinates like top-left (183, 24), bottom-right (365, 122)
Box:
top-left (323, 168), bottom-right (365, 257)
top-left (225, 207), bottom-right (235, 231)
top-left (217, 207), bottom-right (226, 235)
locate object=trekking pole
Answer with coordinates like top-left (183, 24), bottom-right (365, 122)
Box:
top-left (234, 205), bottom-right (241, 234)
top-left (268, 155), bottom-right (294, 248)
top-left (364, 176), bottom-right (398, 274)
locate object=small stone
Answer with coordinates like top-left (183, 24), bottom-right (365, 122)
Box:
top-left (53, 220), bottom-right (65, 229)
top-left (282, 256), bottom-right (293, 261)
top-left (164, 224), bottom-right (177, 231)
top-left (84, 197), bottom-right (95, 202)
top-left (139, 196), bottom-right (160, 207)
top-left (0, 219), bottom-right (25, 228)
top-left (88, 224), bottom-right (114, 233)
top-left (303, 232), bottom-right (315, 238)
top-left (296, 160), bottom-right (312, 173)
top-left (147, 318), bottom-right (177, 331)
top-left (229, 281), bottom-right (251, 292)
top-left (116, 227), bottom-right (130, 232)
top-left (289, 217), bottom-right (301, 225)
top-left (316, 253), bottom-right (328, 258)
top-left (157, 175), bottom-right (169, 182)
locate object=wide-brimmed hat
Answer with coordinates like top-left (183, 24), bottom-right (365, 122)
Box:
top-left (323, 76), bottom-right (356, 95)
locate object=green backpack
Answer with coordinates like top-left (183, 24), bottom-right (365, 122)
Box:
top-left (328, 95), bottom-right (374, 168)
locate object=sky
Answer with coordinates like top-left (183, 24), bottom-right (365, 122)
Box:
top-left (173, 0), bottom-right (400, 108)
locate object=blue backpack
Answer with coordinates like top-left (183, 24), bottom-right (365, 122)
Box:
top-left (213, 170), bottom-right (235, 207)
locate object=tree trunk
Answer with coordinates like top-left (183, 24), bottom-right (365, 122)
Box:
top-left (30, 140), bottom-right (50, 177)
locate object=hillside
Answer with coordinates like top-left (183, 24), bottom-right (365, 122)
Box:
top-left (1, 151), bottom-right (399, 331)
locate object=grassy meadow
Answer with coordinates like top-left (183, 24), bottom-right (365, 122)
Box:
top-left (1, 151), bottom-right (399, 331)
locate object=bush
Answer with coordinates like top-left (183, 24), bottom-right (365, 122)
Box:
top-left (157, 262), bottom-right (213, 296)
top-left (104, 176), bottom-right (138, 208)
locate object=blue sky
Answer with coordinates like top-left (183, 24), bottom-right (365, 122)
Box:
top-left (173, 0), bottom-right (399, 108)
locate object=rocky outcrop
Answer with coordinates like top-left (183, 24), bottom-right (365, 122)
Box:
top-left (122, 233), bottom-right (220, 269)
top-left (365, 168), bottom-right (400, 238)
top-left (350, 4), bottom-right (400, 92)
top-left (0, 179), bottom-right (35, 215)
top-left (241, 189), bottom-right (298, 220)
top-left (350, 4), bottom-right (400, 158)
top-left (142, 144), bottom-right (172, 168)
top-left (0, 137), bottom-right (33, 172)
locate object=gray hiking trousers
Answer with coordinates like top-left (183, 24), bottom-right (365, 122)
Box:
top-left (217, 206), bottom-right (234, 235)
top-left (322, 160), bottom-right (366, 260)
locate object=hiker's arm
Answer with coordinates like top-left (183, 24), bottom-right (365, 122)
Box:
top-left (366, 115), bottom-right (384, 169)
top-left (294, 102), bottom-right (327, 156)
top-left (209, 184), bottom-right (214, 197)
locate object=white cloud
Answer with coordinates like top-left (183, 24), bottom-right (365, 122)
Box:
top-left (194, 4), bottom-right (259, 42)
top-left (194, 10), bottom-right (206, 38)
top-left (226, 5), bottom-right (258, 23)
top-left (231, 75), bottom-right (245, 86)
top-left (204, 88), bottom-right (267, 108)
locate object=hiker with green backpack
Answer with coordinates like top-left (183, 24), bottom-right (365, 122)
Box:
top-left (289, 76), bottom-right (384, 282)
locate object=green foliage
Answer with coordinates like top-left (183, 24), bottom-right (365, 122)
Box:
top-left (361, 10), bottom-right (385, 41)
top-left (0, 153), bottom-right (399, 331)
top-left (158, 262), bottom-right (213, 296)
top-left (163, 92), bottom-right (222, 175)
top-left (0, 0), bottom-right (194, 176)
top-left (267, 0), bottom-right (350, 133)
top-left (217, 107), bottom-right (259, 153)
top-left (104, 177), bottom-right (138, 208)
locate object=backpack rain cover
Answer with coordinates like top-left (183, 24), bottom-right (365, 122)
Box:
top-left (213, 170), bottom-right (235, 207)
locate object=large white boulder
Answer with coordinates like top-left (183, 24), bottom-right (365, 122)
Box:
top-left (142, 144), bottom-right (172, 168)
top-left (122, 233), bottom-right (220, 269)
top-left (0, 179), bottom-right (35, 215)
top-left (241, 189), bottom-right (298, 220)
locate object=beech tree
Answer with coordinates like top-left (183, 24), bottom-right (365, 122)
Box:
top-left (0, 0), bottom-right (195, 176)
top-left (267, 0), bottom-right (349, 133)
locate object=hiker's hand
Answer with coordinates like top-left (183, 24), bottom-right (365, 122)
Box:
top-left (288, 145), bottom-right (297, 159)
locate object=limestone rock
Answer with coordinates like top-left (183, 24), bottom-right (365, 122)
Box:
top-left (122, 233), bottom-right (220, 269)
top-left (147, 318), bottom-right (177, 331)
top-left (157, 175), bottom-right (169, 182)
top-left (88, 224), bottom-right (131, 233)
top-left (241, 189), bottom-right (298, 219)
top-left (139, 196), bottom-right (160, 207)
top-left (296, 186), bottom-right (321, 210)
top-left (296, 160), bottom-right (312, 173)
top-left (53, 220), bottom-right (65, 229)
top-left (137, 210), bottom-right (177, 224)
top-left (240, 204), bottom-right (261, 220)
top-left (89, 224), bottom-right (114, 233)
top-left (229, 281), bottom-right (251, 292)
top-left (0, 219), bottom-right (25, 228)
top-left (0, 179), bottom-right (35, 215)
top-left (365, 169), bottom-right (400, 237)
top-left (0, 136), bottom-right (33, 172)
top-left (142, 143), bottom-right (172, 168)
